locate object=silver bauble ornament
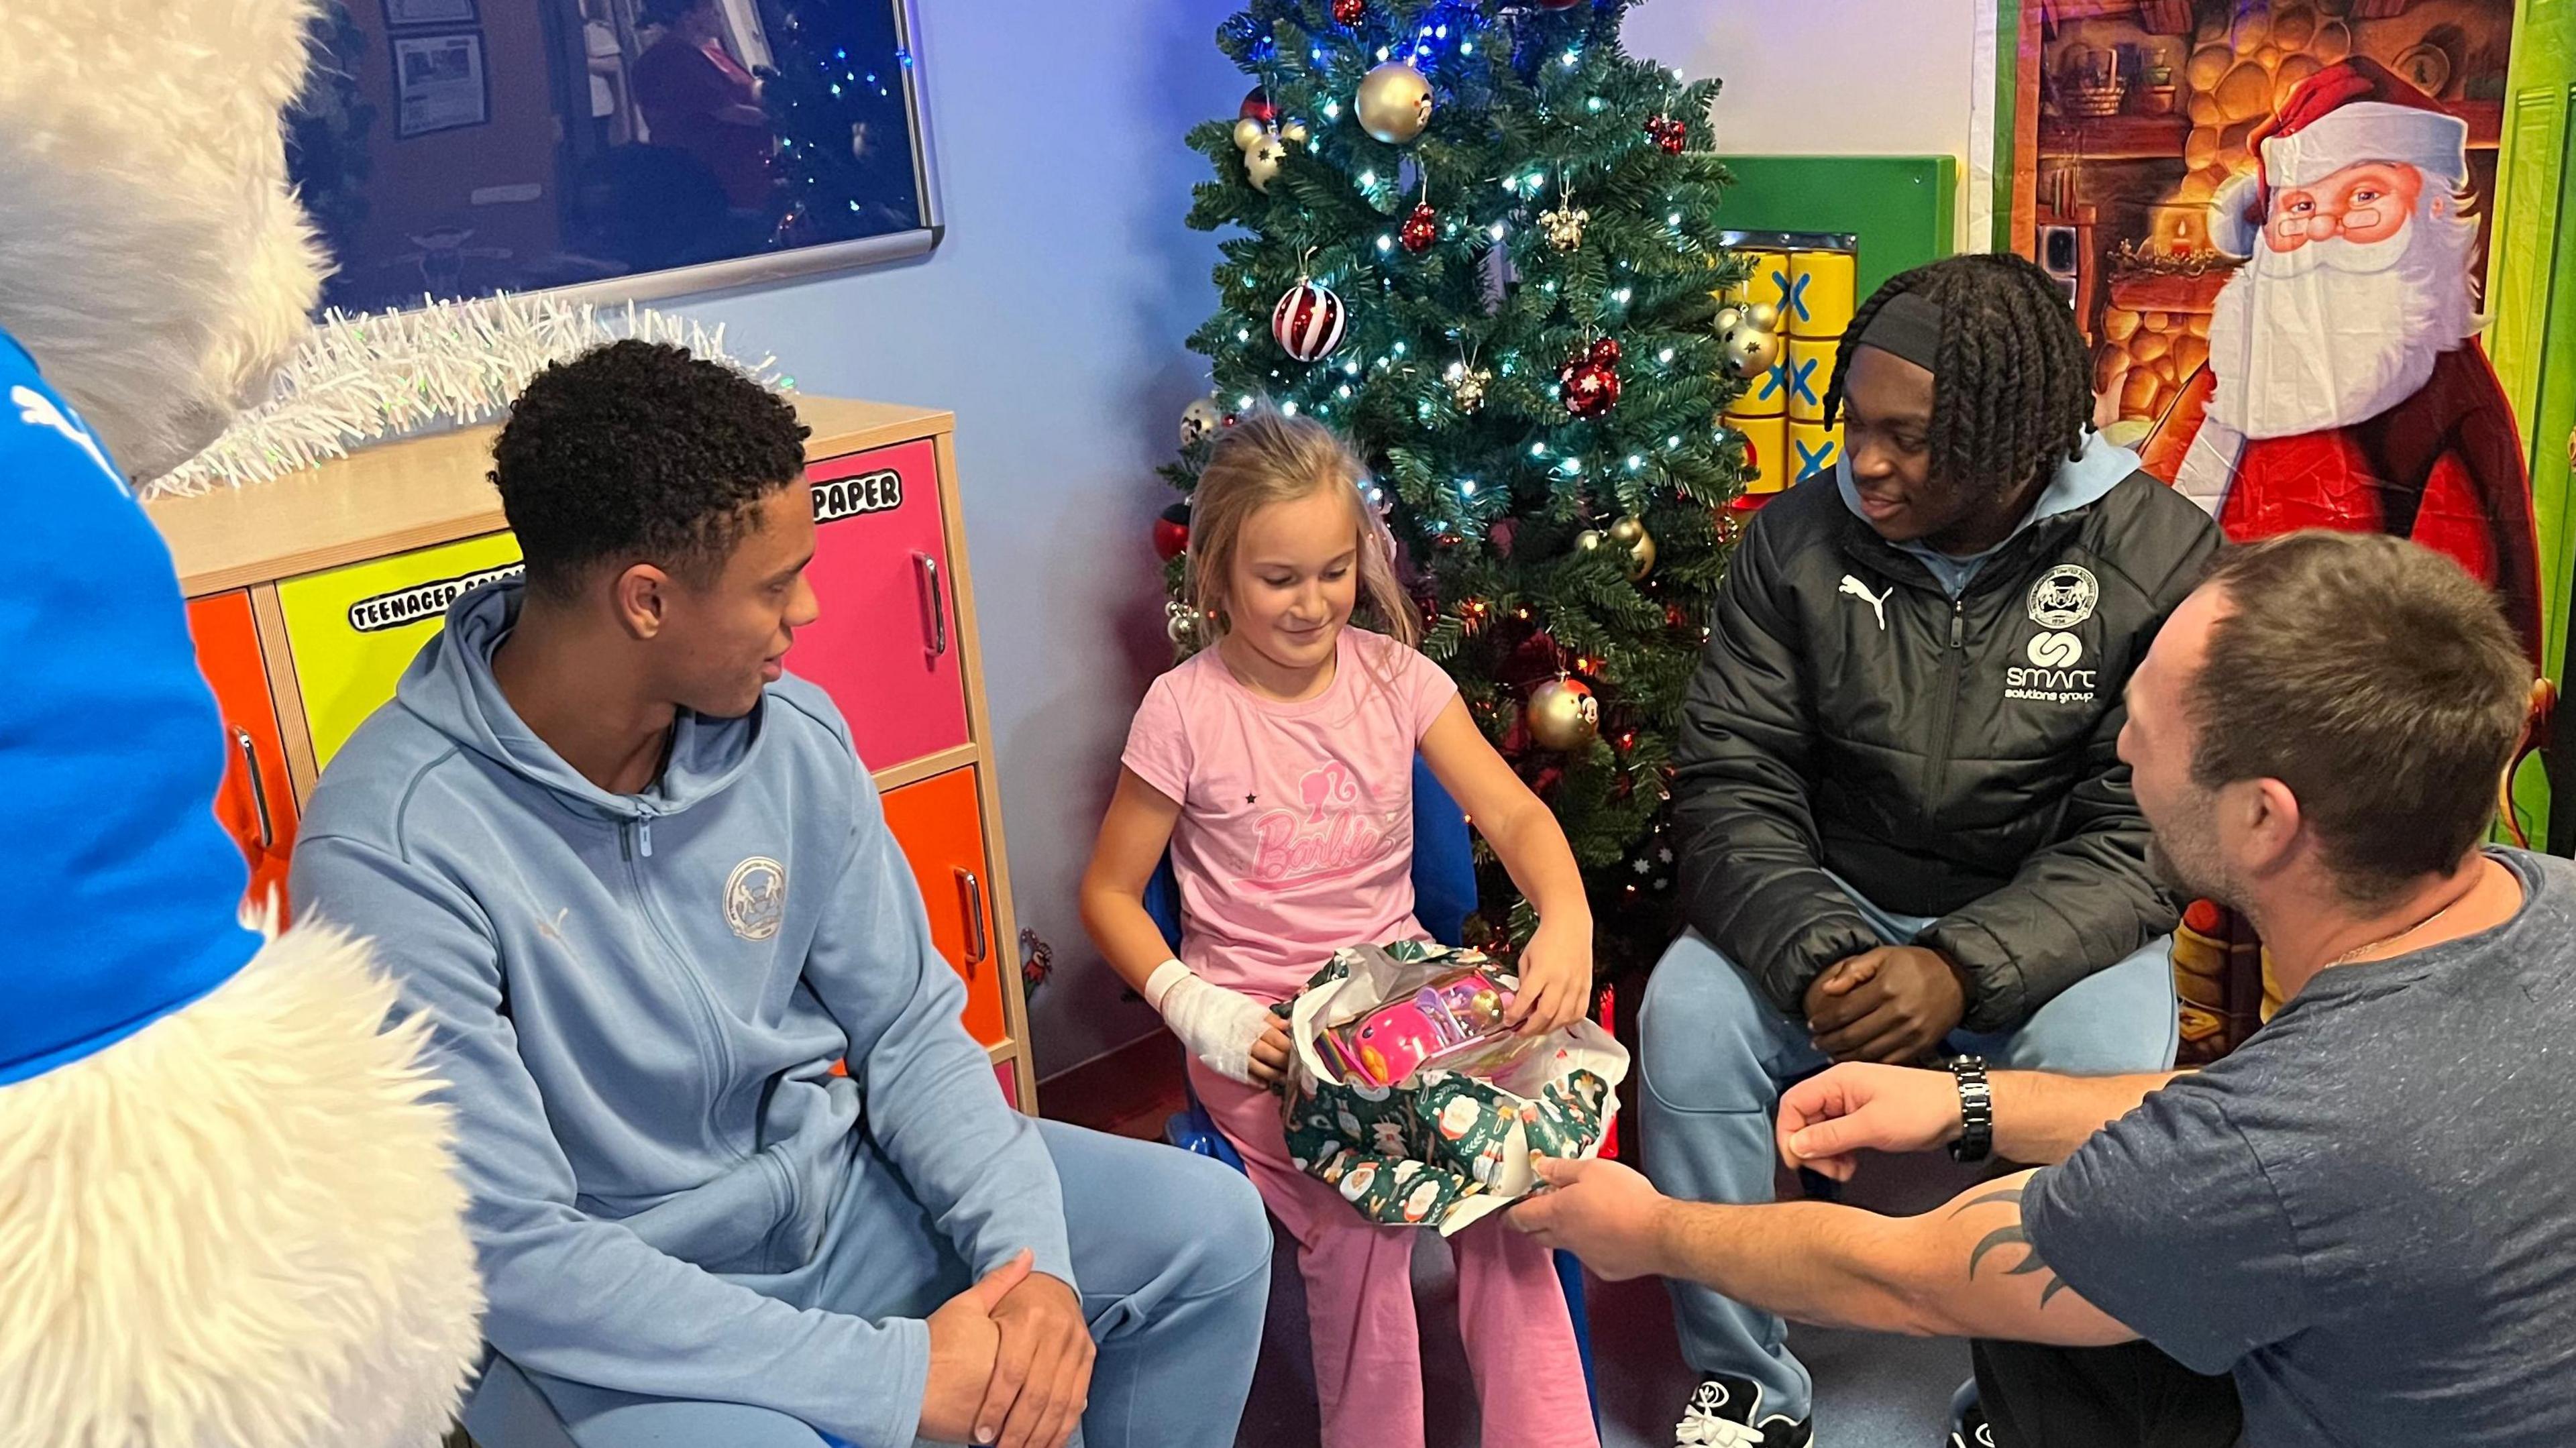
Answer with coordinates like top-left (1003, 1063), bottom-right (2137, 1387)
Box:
top-left (1180, 397), bottom-right (1224, 447)
top-left (1166, 600), bottom-right (1201, 646)
top-left (1355, 62), bottom-right (1434, 144)
top-left (1526, 677), bottom-right (1600, 752)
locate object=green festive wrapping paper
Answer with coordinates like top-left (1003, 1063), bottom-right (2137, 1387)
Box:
top-left (1275, 942), bottom-right (1629, 1237)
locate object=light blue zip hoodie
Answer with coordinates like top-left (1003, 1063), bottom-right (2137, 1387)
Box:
top-left (290, 581), bottom-right (1069, 1448)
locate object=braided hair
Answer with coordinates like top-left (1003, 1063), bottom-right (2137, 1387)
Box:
top-left (1821, 252), bottom-right (2092, 499)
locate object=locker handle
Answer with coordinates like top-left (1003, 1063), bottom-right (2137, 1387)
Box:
top-left (915, 553), bottom-right (950, 658)
top-left (233, 726), bottom-right (275, 850)
top-left (956, 867), bottom-right (988, 967)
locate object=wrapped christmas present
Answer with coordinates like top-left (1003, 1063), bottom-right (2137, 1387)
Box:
top-left (1275, 941), bottom-right (1629, 1236)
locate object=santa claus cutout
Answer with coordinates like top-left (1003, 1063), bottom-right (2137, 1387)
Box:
top-left (2141, 57), bottom-right (2543, 667)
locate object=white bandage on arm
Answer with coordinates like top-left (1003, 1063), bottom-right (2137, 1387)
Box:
top-left (1144, 958), bottom-right (1273, 1084)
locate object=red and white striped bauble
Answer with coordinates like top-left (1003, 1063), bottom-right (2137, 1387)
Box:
top-left (1271, 278), bottom-right (1348, 362)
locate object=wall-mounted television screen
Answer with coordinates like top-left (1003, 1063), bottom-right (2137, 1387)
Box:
top-left (289, 0), bottom-right (936, 316)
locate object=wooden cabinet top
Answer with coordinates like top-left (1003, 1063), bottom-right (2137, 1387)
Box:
top-left (145, 395), bottom-right (951, 597)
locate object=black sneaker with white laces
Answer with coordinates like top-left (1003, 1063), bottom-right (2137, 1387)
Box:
top-left (1672, 1373), bottom-right (1812, 1448)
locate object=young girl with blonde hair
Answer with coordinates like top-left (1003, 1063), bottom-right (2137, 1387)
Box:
top-left (1081, 410), bottom-right (1600, 1447)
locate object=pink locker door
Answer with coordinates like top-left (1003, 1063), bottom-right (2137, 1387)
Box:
top-left (792, 439), bottom-right (967, 770)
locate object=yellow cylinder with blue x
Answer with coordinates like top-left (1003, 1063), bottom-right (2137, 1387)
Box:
top-left (1789, 419), bottom-right (1845, 489)
top-left (1784, 336), bottom-right (1837, 423)
top-left (1785, 248), bottom-right (1856, 341)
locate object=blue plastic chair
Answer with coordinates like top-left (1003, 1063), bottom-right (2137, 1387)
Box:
top-left (1153, 756), bottom-right (1599, 1422)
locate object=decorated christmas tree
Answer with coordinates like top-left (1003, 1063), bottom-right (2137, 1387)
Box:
top-left (1160, 0), bottom-right (1754, 985)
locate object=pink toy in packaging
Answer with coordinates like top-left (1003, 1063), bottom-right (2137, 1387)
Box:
top-left (1320, 966), bottom-right (1528, 1088)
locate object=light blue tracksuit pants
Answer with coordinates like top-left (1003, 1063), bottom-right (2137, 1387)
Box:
top-left (463, 1118), bottom-right (1272, 1448)
top-left (1638, 884), bottom-right (2178, 1425)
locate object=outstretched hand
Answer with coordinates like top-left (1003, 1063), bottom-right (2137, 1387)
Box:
top-left (1509, 1154), bottom-right (1670, 1282)
top-left (1775, 1062), bottom-right (1964, 1182)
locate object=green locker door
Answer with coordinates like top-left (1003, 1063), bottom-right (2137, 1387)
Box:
top-left (2489, 2), bottom-right (2576, 850)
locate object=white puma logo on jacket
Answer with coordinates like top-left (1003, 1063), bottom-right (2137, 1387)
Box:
top-left (1839, 573), bottom-right (1891, 630)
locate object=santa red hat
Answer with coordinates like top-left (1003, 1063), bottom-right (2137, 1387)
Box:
top-left (2254, 56), bottom-right (2468, 194)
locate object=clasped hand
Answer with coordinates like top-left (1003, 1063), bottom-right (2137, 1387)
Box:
top-left (920, 1249), bottom-right (1095, 1448)
top-left (1802, 944), bottom-right (1966, 1065)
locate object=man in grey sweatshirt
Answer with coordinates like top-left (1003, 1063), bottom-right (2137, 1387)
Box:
top-left (291, 341), bottom-right (1271, 1448)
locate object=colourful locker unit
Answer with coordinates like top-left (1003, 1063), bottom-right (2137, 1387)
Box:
top-left (144, 398), bottom-right (1038, 1111)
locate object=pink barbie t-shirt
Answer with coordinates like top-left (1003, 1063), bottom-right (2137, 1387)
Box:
top-left (1122, 627), bottom-right (1458, 1000)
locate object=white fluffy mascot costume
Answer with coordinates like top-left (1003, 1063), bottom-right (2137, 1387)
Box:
top-left (0, 3), bottom-right (485, 1446)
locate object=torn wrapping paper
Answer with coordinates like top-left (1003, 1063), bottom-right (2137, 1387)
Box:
top-left (1275, 941), bottom-right (1629, 1236)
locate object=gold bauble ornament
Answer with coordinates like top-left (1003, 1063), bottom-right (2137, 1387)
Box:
top-left (1279, 117), bottom-right (1311, 146)
top-left (1574, 528), bottom-right (1607, 553)
top-left (1355, 62), bottom-right (1434, 144)
top-left (1722, 325), bottom-right (1782, 379)
top-left (1605, 515), bottom-right (1656, 579)
top-left (1717, 300), bottom-right (1784, 380)
top-left (1538, 200), bottom-right (1589, 252)
top-left (1232, 116), bottom-right (1270, 152)
top-left (1526, 677), bottom-right (1600, 752)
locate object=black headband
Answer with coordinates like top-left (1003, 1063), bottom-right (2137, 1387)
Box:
top-left (1856, 290), bottom-right (1943, 373)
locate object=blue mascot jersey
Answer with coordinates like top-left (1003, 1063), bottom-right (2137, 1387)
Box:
top-left (0, 331), bottom-right (260, 1084)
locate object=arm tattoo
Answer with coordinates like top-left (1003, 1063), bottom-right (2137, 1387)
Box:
top-left (1951, 1185), bottom-right (2072, 1308)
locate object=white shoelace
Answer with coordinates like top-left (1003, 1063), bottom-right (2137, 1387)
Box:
top-left (1676, 1392), bottom-right (1772, 1448)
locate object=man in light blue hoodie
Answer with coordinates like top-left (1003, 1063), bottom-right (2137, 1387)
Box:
top-left (292, 341), bottom-right (1271, 1448)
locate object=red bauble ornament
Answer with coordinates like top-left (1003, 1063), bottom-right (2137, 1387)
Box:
top-left (1240, 87), bottom-right (1277, 123)
top-left (1645, 115), bottom-right (1687, 154)
top-left (1152, 501), bottom-right (1191, 562)
top-left (1562, 361), bottom-right (1619, 418)
top-left (1400, 201), bottom-right (1438, 254)
top-left (1333, 0), bottom-right (1366, 23)
top-left (1271, 278), bottom-right (1349, 361)
top-left (1560, 341), bottom-right (1621, 419)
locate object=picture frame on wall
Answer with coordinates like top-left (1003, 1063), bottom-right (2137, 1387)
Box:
top-left (392, 32), bottom-right (488, 139)
top-left (383, 0), bottom-right (477, 25)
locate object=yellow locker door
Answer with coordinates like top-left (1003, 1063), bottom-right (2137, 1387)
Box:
top-left (277, 533), bottom-right (523, 772)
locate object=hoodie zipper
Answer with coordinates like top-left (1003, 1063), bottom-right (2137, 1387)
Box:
top-left (620, 816), bottom-right (746, 1162)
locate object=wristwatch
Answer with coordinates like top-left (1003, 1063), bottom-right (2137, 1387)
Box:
top-left (1947, 1054), bottom-right (1994, 1164)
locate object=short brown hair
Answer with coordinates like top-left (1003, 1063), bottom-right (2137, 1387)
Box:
top-left (2191, 531), bottom-right (2530, 903)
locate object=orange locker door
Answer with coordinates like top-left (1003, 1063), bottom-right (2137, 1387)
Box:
top-left (185, 592), bottom-right (297, 915)
top-left (880, 766), bottom-right (1006, 1046)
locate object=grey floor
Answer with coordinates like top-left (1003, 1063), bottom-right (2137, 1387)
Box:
top-left (1238, 1150), bottom-right (1983, 1448)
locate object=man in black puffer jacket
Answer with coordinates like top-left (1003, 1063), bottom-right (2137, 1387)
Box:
top-left (1640, 254), bottom-right (2226, 1448)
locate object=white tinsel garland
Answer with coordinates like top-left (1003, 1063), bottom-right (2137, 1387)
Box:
top-left (145, 294), bottom-right (786, 498)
